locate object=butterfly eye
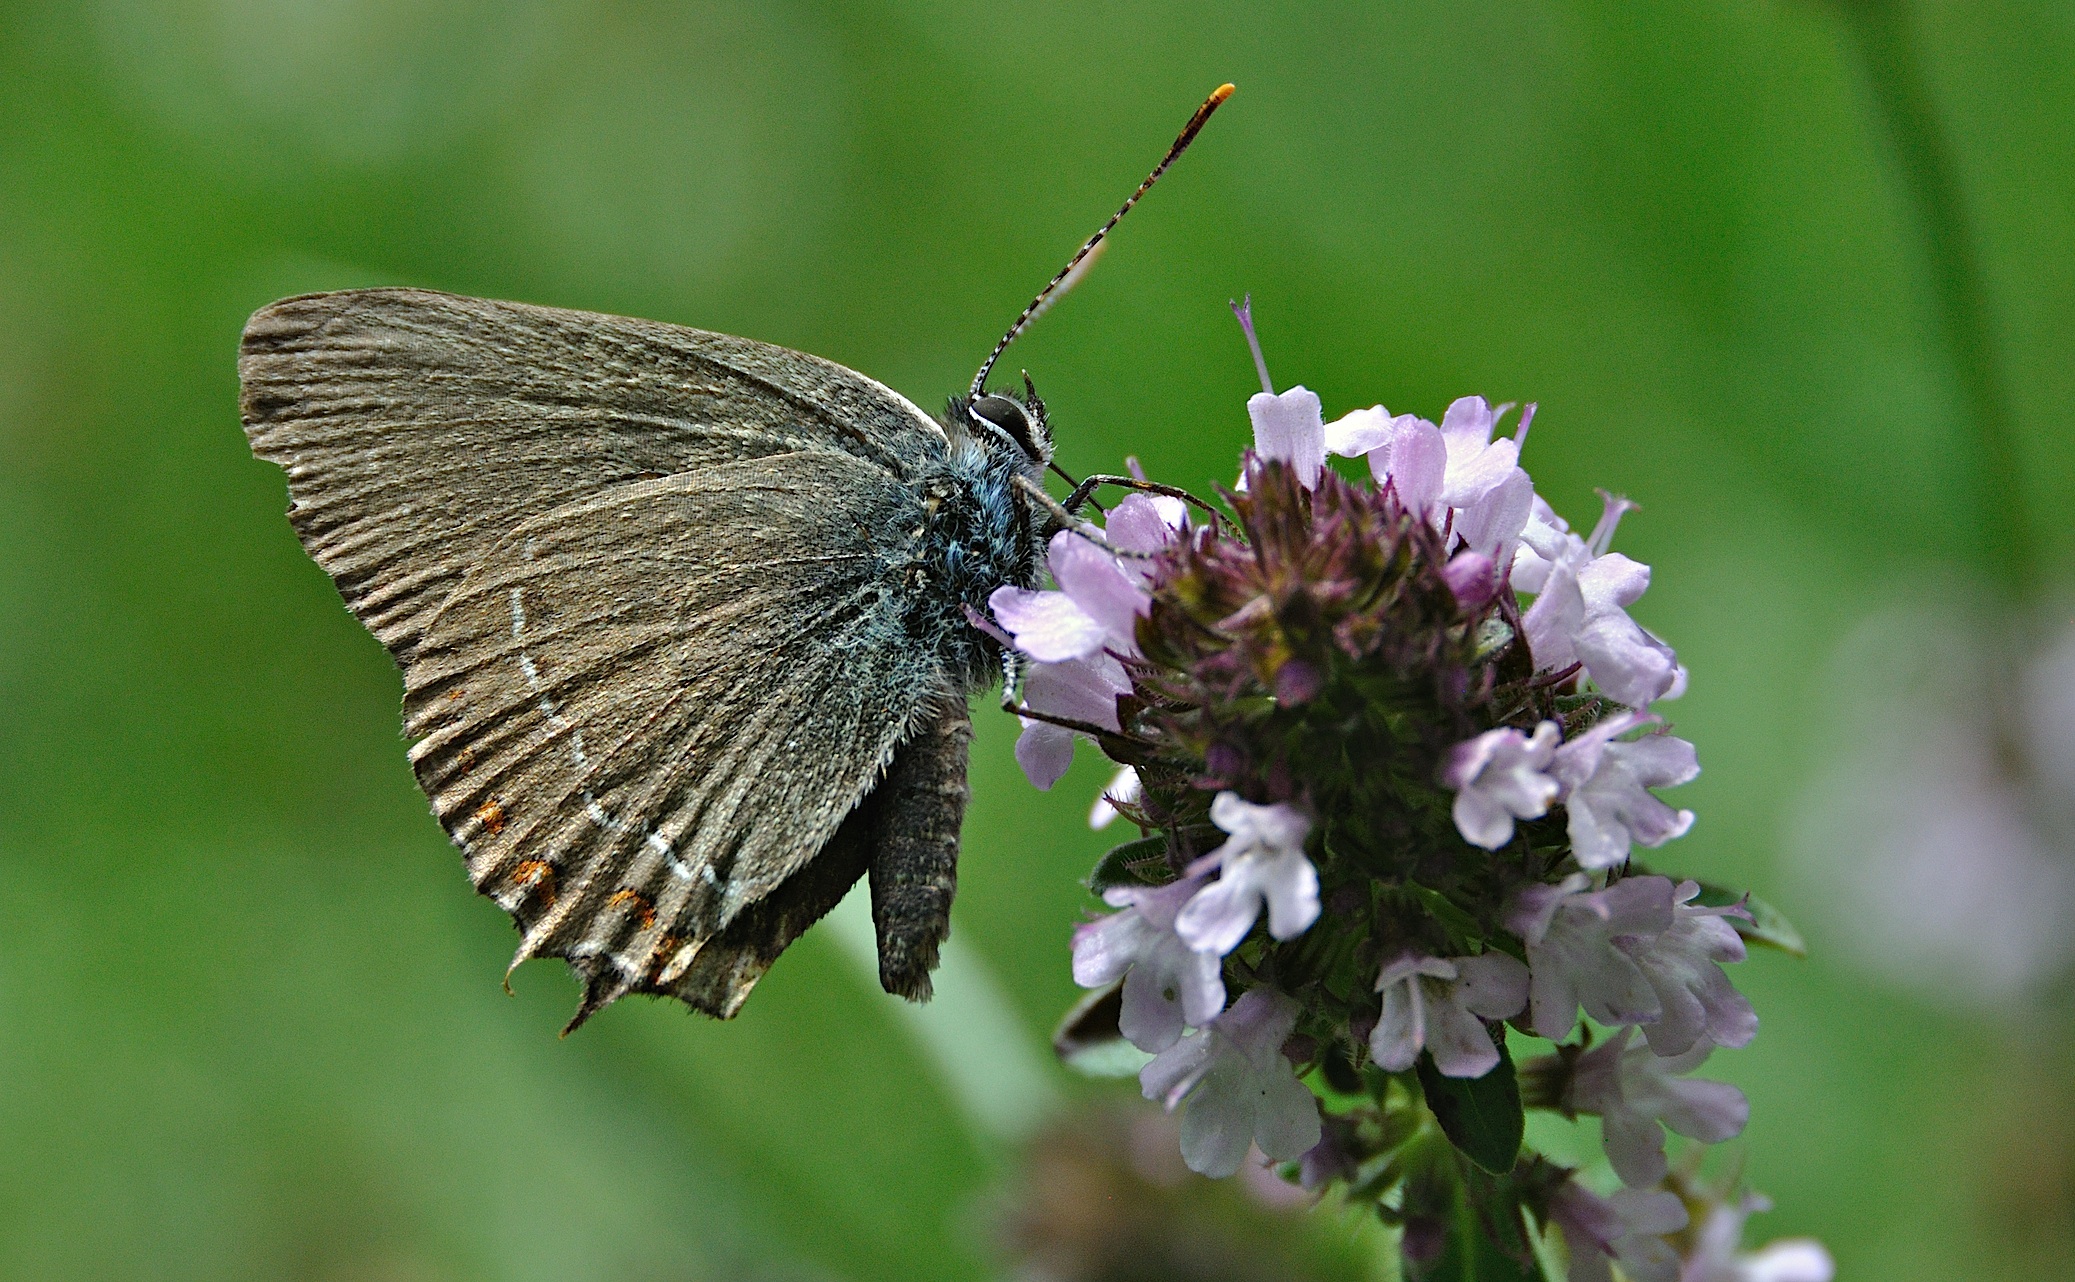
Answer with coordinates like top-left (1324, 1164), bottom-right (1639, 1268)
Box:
top-left (968, 394), bottom-right (1042, 460)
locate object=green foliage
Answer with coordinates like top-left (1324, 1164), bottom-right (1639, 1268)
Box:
top-left (1416, 1044), bottom-right (1526, 1176)
top-left (1086, 835), bottom-right (1173, 892)
top-left (1697, 881), bottom-right (1810, 958)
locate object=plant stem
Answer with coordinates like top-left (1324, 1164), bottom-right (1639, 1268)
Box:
top-left (1831, 0), bottom-right (2036, 596)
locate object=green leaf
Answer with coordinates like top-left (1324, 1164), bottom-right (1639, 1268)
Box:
top-left (1416, 1040), bottom-right (1524, 1175)
top-left (1404, 883), bottom-right (1484, 947)
top-left (1085, 836), bottom-right (1171, 893)
top-left (1694, 881), bottom-right (1809, 958)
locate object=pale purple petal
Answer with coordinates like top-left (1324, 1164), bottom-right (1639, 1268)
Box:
top-left (1173, 877), bottom-right (1261, 955)
top-left (1208, 792), bottom-right (1313, 857)
top-left (1049, 531), bottom-right (1149, 648)
top-left (1575, 611), bottom-right (1681, 708)
top-left (1260, 855), bottom-right (1321, 939)
top-left (1441, 428), bottom-right (1520, 508)
top-left (1323, 404), bottom-right (1393, 457)
top-left (1652, 1074), bottom-right (1750, 1144)
top-left (1370, 979), bottom-right (1425, 1071)
top-left (1071, 909), bottom-right (1154, 987)
top-left (1021, 654), bottom-right (1128, 730)
top-left (1248, 1058), bottom-right (1324, 1161)
top-left (1103, 493), bottom-right (1188, 553)
top-left (1140, 1029), bottom-right (1216, 1108)
top-left (1523, 572), bottom-right (1585, 676)
top-left (1424, 996), bottom-right (1501, 1079)
top-left (1247, 386), bottom-right (1326, 489)
top-left (1013, 720), bottom-right (1076, 790)
top-left (1602, 1103), bottom-right (1672, 1187)
top-left (1378, 416), bottom-right (1447, 517)
top-left (989, 585), bottom-right (1105, 662)
top-left (1619, 734), bottom-right (1702, 790)
top-left (1454, 466), bottom-right (1535, 561)
top-left (1455, 950), bottom-right (1530, 1019)
top-left (1176, 1057), bottom-right (1260, 1177)
top-left (1578, 552), bottom-right (1651, 612)
top-left (1439, 395), bottom-right (1499, 453)
top-left (1452, 789), bottom-right (1516, 849)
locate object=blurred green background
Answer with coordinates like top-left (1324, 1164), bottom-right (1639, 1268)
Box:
top-left (2, 1), bottom-right (2071, 1278)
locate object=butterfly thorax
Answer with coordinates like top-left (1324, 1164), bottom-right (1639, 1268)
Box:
top-left (900, 431), bottom-right (1049, 695)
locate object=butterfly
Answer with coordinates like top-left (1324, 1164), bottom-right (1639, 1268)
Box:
top-left (238, 85), bottom-right (1231, 1030)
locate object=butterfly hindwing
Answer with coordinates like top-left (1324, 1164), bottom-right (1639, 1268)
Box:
top-left (400, 452), bottom-right (953, 1017)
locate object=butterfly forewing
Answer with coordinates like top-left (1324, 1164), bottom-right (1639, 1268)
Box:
top-left (239, 288), bottom-right (945, 663)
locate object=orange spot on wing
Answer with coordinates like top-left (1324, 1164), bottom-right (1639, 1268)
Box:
top-left (606, 889), bottom-right (658, 931)
top-left (648, 934), bottom-right (683, 982)
top-left (508, 859), bottom-right (557, 907)
top-left (473, 800), bottom-right (506, 834)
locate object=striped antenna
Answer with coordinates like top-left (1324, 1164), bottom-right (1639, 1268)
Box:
top-left (969, 83), bottom-right (1236, 401)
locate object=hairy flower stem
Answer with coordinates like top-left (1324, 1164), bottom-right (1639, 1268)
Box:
top-left (1832, 0), bottom-right (2036, 597)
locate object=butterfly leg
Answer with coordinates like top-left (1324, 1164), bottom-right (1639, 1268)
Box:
top-left (867, 699), bottom-right (972, 1001)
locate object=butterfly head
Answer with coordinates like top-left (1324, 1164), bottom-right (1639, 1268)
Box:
top-left (953, 373), bottom-right (1053, 470)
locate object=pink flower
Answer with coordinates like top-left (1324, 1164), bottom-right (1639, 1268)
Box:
top-left (1520, 492), bottom-right (1682, 708)
top-left (1010, 653), bottom-right (1130, 790)
top-left (1510, 874), bottom-right (1675, 1041)
top-left (1547, 1179), bottom-right (1689, 1282)
top-left (1140, 986), bottom-right (1321, 1177)
top-left (1443, 721), bottom-right (1562, 849)
top-left (992, 496), bottom-right (1187, 789)
top-left (1617, 881), bottom-right (1757, 1056)
top-left (1072, 874), bottom-right (1226, 1052)
top-left (1173, 794), bottom-right (1319, 954)
top-left (1567, 1027), bottom-right (1749, 1188)
top-left (1550, 711), bottom-right (1700, 870)
top-left (1325, 397), bottom-right (1535, 562)
top-left (1247, 387), bottom-right (1327, 489)
top-left (1369, 951), bottom-right (1529, 1078)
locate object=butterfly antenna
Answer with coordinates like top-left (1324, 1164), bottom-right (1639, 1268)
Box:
top-left (969, 82), bottom-right (1236, 401)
